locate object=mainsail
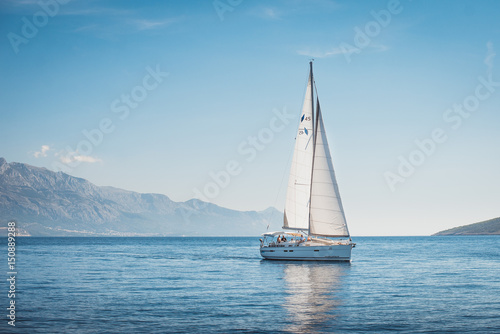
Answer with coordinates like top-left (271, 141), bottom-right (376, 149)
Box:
top-left (283, 63), bottom-right (350, 238)
top-left (283, 71), bottom-right (314, 230)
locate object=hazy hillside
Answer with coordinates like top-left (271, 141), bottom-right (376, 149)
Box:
top-left (0, 158), bottom-right (281, 236)
top-left (433, 217), bottom-right (500, 236)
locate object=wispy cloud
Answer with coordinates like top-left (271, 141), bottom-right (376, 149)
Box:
top-left (248, 1), bottom-right (340, 20)
top-left (59, 7), bottom-right (132, 17)
top-left (33, 145), bottom-right (50, 158)
top-left (1, 0), bottom-right (58, 14)
top-left (131, 18), bottom-right (181, 31)
top-left (297, 44), bottom-right (388, 58)
top-left (71, 16), bottom-right (183, 35)
top-left (259, 7), bottom-right (282, 20)
top-left (73, 24), bottom-right (99, 33)
top-left (484, 41), bottom-right (495, 76)
top-left (56, 151), bottom-right (102, 164)
top-left (3, 0), bottom-right (40, 6)
top-left (297, 47), bottom-right (349, 58)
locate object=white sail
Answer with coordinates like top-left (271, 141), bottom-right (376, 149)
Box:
top-left (283, 73), bottom-right (314, 230)
top-left (309, 101), bottom-right (350, 237)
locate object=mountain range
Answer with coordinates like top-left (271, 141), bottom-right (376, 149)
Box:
top-left (0, 158), bottom-right (281, 236)
top-left (433, 217), bottom-right (500, 236)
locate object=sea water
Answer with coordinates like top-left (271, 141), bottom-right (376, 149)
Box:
top-left (1, 236), bottom-right (499, 333)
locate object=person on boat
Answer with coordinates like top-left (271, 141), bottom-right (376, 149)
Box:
top-left (277, 235), bottom-right (281, 243)
top-left (282, 235), bottom-right (287, 242)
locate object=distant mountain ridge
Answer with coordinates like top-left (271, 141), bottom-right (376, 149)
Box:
top-left (0, 158), bottom-right (281, 236)
top-left (433, 217), bottom-right (500, 236)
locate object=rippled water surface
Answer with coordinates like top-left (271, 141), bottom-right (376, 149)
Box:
top-left (1, 236), bottom-right (499, 333)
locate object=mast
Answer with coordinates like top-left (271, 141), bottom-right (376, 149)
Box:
top-left (310, 61), bottom-right (314, 129)
top-left (308, 61), bottom-right (316, 234)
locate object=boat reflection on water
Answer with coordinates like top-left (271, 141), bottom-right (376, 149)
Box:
top-left (282, 262), bottom-right (349, 333)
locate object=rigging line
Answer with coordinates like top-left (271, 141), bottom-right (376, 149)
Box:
top-left (304, 133), bottom-right (313, 150)
top-left (314, 78), bottom-right (319, 102)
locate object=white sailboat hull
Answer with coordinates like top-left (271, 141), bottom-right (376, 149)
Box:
top-left (260, 244), bottom-right (352, 261)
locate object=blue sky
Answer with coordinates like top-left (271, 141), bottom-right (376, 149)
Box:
top-left (1, 0), bottom-right (499, 235)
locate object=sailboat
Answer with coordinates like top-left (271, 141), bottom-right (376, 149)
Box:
top-left (260, 62), bottom-right (355, 261)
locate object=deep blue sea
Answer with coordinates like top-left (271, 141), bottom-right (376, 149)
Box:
top-left (1, 236), bottom-right (499, 333)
